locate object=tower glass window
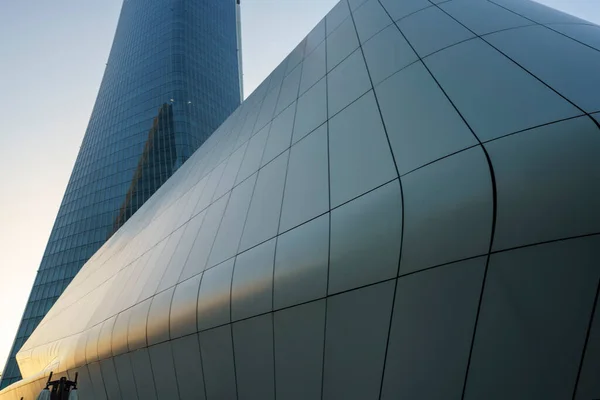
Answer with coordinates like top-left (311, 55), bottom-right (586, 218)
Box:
top-left (0, 0), bottom-right (241, 388)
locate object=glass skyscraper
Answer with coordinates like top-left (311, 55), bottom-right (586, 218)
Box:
top-left (0, 0), bottom-right (241, 388)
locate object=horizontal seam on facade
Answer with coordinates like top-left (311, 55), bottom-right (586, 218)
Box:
top-left (26, 227), bottom-right (600, 352)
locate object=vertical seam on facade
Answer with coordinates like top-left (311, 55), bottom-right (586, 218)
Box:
top-left (189, 206), bottom-right (210, 399)
top-left (268, 73), bottom-right (295, 400)
top-left (352, 3), bottom-right (406, 399)
top-left (109, 357), bottom-right (125, 400)
top-left (229, 323), bottom-right (239, 400)
top-left (271, 254), bottom-right (278, 400)
top-left (195, 330), bottom-right (210, 400)
top-left (173, 208), bottom-right (209, 284)
top-left (266, 34), bottom-right (309, 400)
top-left (95, 361), bottom-right (110, 400)
top-left (223, 105), bottom-right (269, 274)
top-left (320, 7), bottom-right (335, 399)
top-left (167, 342), bottom-right (182, 400)
top-left (458, 147), bottom-right (498, 400)
top-left (411, 7), bottom-right (502, 397)
top-left (571, 276), bottom-right (600, 399)
top-left (202, 187), bottom-right (233, 273)
top-left (377, 3), bottom-right (501, 398)
top-left (84, 364), bottom-right (98, 400)
top-left (228, 256), bottom-right (239, 400)
top-left (258, 52), bottom-right (290, 169)
top-left (145, 348), bottom-right (160, 400)
top-left (125, 352), bottom-right (140, 400)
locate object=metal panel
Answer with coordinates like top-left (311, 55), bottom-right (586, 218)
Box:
top-left (375, 61), bottom-right (477, 175)
top-left (327, 49), bottom-right (371, 117)
top-left (274, 215), bottom-right (329, 309)
top-left (232, 314), bottom-right (275, 400)
top-left (353, 0), bottom-right (393, 44)
top-left (382, 257), bottom-right (486, 399)
top-left (170, 274), bottom-right (202, 339)
top-left (399, 6), bottom-right (474, 57)
top-left (231, 239), bottom-right (276, 321)
top-left (239, 152), bottom-right (289, 251)
top-left (424, 38), bottom-right (580, 141)
top-left (148, 342), bottom-right (179, 400)
top-left (171, 334), bottom-right (207, 400)
top-left (486, 117), bottom-right (600, 251)
top-left (323, 281), bottom-right (395, 399)
top-left (328, 91), bottom-right (397, 207)
top-left (274, 301), bottom-right (326, 400)
top-left (400, 147), bottom-right (492, 274)
top-left (465, 237), bottom-right (600, 399)
top-left (281, 125), bottom-right (329, 232)
top-left (197, 259), bottom-right (235, 331)
top-left (329, 180), bottom-right (402, 293)
top-left (200, 326), bottom-right (237, 400)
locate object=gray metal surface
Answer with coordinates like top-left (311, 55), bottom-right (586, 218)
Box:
top-left (2, 0), bottom-right (600, 398)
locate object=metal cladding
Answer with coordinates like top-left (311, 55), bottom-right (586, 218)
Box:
top-left (2, 0), bottom-right (600, 398)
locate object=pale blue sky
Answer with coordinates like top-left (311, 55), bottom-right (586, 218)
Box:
top-left (0, 0), bottom-right (598, 373)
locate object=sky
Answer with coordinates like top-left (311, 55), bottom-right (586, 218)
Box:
top-left (0, 0), bottom-right (598, 375)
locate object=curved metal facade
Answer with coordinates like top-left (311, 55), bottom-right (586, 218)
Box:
top-left (0, 0), bottom-right (241, 390)
top-left (2, 0), bottom-right (600, 398)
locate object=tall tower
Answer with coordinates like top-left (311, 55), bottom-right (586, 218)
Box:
top-left (0, 0), bottom-right (241, 388)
